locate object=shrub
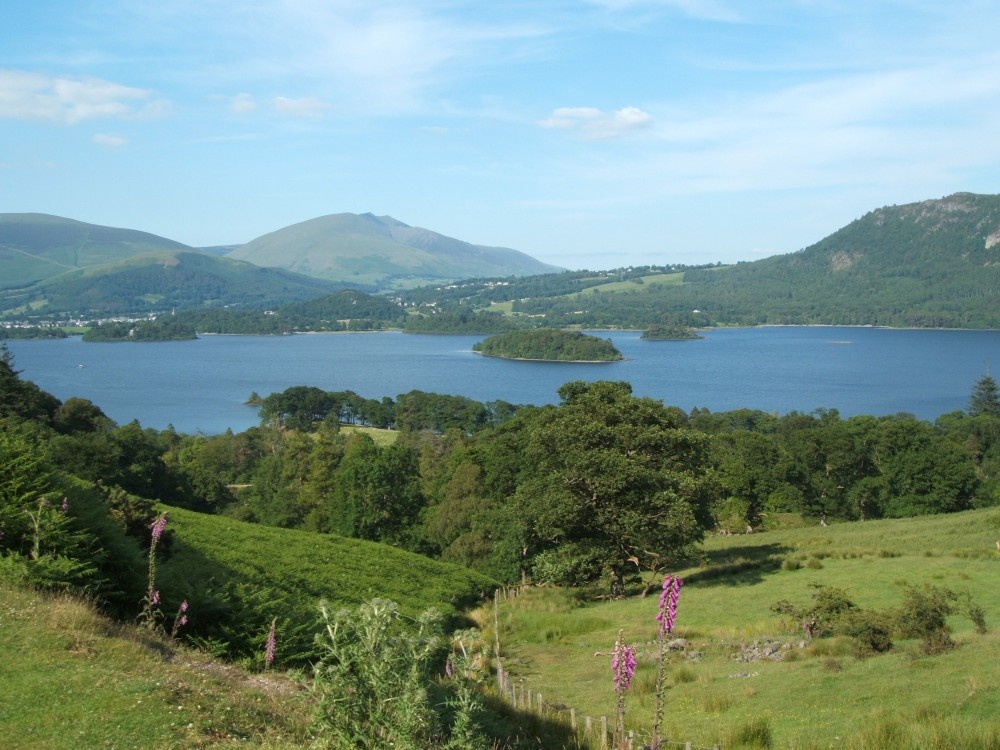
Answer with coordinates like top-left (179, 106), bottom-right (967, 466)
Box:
top-left (893, 583), bottom-right (959, 654)
top-left (839, 609), bottom-right (894, 657)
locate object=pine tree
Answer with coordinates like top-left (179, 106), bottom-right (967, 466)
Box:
top-left (969, 374), bottom-right (1000, 417)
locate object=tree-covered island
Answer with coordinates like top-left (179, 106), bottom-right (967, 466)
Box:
top-left (473, 328), bottom-right (623, 362)
top-left (641, 324), bottom-right (703, 340)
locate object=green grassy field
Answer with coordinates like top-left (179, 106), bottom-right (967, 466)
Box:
top-left (5, 510), bottom-right (1000, 749)
top-left (578, 273), bottom-right (685, 295)
top-left (485, 510), bottom-right (1000, 749)
top-left (0, 582), bottom-right (312, 749)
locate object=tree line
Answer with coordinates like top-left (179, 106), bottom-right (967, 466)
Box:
top-left (3, 337), bottom-right (999, 607)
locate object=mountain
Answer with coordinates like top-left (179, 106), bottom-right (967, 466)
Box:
top-left (0, 213), bottom-right (193, 289)
top-left (407, 192), bottom-right (1000, 330)
top-left (227, 212), bottom-right (563, 290)
top-left (0, 250), bottom-right (343, 317)
top-left (678, 191), bottom-right (1000, 327)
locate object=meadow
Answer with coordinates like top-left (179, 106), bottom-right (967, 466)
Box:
top-left (484, 509), bottom-right (1000, 749)
top-left (4, 508), bottom-right (1000, 749)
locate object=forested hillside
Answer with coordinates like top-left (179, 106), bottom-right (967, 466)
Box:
top-left (399, 193), bottom-right (1000, 330)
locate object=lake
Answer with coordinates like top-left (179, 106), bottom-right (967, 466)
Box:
top-left (7, 327), bottom-right (1000, 434)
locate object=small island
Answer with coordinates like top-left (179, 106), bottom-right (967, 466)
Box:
top-left (82, 319), bottom-right (197, 342)
top-left (473, 329), bottom-right (623, 362)
top-left (641, 324), bottom-right (702, 341)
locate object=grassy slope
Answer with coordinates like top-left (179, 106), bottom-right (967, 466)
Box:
top-left (1, 582), bottom-right (312, 750)
top-left (162, 505), bottom-right (495, 619)
top-left (2, 505), bottom-right (495, 749)
top-left (489, 509), bottom-right (1000, 749)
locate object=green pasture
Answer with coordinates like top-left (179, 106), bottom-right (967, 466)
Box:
top-left (0, 582), bottom-right (311, 749)
top-left (487, 509), bottom-right (1000, 748)
top-left (578, 273), bottom-right (685, 295)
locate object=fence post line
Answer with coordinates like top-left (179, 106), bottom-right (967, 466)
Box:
top-left (570, 707), bottom-right (577, 731)
top-left (600, 716), bottom-right (608, 749)
top-left (586, 715), bottom-right (593, 735)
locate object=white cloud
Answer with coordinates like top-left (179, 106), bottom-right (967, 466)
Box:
top-left (0, 68), bottom-right (165, 124)
top-left (273, 95), bottom-right (329, 117)
top-left (539, 106), bottom-right (654, 139)
top-left (92, 133), bottom-right (128, 148)
top-left (231, 92), bottom-right (257, 113)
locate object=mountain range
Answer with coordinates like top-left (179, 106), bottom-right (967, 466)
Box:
top-left (2, 193), bottom-right (999, 328)
top-left (0, 212), bottom-right (561, 316)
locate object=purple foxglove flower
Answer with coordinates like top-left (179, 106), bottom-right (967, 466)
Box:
top-left (150, 513), bottom-right (168, 544)
top-left (264, 619), bottom-right (277, 669)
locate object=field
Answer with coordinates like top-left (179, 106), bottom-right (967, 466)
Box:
top-left (485, 510), bottom-right (1000, 749)
top-left (0, 582), bottom-right (312, 749)
top-left (4, 509), bottom-right (1000, 749)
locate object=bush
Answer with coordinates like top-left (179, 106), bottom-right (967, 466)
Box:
top-left (894, 583), bottom-right (959, 654)
top-left (840, 609), bottom-right (894, 657)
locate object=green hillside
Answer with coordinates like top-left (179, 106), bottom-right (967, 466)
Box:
top-left (228, 212), bottom-right (563, 291)
top-left (0, 213), bottom-right (192, 289)
top-left (157, 506), bottom-right (495, 662)
top-left (508, 193), bottom-right (1000, 328)
top-left (0, 251), bottom-right (341, 317)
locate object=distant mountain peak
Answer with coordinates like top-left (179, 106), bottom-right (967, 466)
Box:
top-left (227, 212), bottom-right (562, 291)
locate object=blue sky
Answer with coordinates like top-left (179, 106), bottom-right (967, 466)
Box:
top-left (2, 1), bottom-right (999, 270)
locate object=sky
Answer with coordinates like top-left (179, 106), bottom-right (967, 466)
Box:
top-left (2, 1), bottom-right (1000, 270)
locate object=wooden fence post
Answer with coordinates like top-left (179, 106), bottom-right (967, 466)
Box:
top-left (570, 708), bottom-right (577, 731)
top-left (600, 716), bottom-right (608, 749)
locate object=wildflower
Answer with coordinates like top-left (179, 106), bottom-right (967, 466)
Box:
top-left (168, 600), bottom-right (190, 638)
top-left (149, 588), bottom-right (160, 606)
top-left (611, 633), bottom-right (637, 693)
top-left (60, 498), bottom-right (69, 512)
top-left (264, 618), bottom-right (277, 669)
top-left (656, 575), bottom-right (683, 637)
top-left (150, 513), bottom-right (168, 544)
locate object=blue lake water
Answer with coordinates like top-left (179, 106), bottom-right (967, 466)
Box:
top-left (7, 327), bottom-right (1000, 434)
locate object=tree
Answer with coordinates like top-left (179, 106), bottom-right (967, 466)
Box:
top-left (0, 343), bottom-right (60, 424)
top-left (494, 381), bottom-right (719, 592)
top-left (969, 374), bottom-right (1000, 418)
top-left (326, 434), bottom-right (425, 547)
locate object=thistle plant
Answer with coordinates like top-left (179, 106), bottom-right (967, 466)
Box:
top-left (652, 574), bottom-right (682, 749)
top-left (611, 629), bottom-right (637, 748)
